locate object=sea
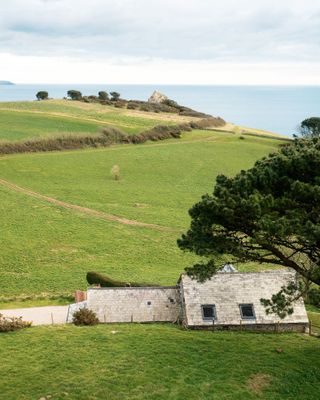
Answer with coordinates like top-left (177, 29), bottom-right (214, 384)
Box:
top-left (1, 84), bottom-right (319, 136)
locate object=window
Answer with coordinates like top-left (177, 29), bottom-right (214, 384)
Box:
top-left (239, 304), bottom-right (255, 319)
top-left (201, 305), bottom-right (216, 320)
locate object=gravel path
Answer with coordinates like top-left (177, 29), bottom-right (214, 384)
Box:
top-left (0, 306), bottom-right (69, 326)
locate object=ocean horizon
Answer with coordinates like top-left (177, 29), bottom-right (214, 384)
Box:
top-left (0, 84), bottom-right (319, 136)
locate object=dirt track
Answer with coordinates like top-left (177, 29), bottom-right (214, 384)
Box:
top-left (0, 178), bottom-right (174, 232)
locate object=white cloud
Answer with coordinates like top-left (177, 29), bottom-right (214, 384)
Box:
top-left (0, 0), bottom-right (320, 83)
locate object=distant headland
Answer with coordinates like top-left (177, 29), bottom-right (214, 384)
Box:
top-left (0, 80), bottom-right (15, 85)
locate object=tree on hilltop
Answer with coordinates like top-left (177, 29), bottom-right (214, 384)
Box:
top-left (110, 91), bottom-right (120, 101)
top-left (299, 117), bottom-right (320, 138)
top-left (36, 91), bottom-right (48, 100)
top-left (178, 138), bottom-right (320, 316)
top-left (67, 90), bottom-right (82, 100)
top-left (98, 91), bottom-right (109, 100)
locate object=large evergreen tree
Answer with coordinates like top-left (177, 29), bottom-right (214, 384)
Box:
top-left (299, 117), bottom-right (320, 138)
top-left (178, 138), bottom-right (320, 288)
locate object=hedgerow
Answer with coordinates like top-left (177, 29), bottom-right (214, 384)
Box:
top-left (0, 117), bottom-right (225, 155)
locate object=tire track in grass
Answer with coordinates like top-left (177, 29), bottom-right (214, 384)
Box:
top-left (0, 178), bottom-right (176, 232)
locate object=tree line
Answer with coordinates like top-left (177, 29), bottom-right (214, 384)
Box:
top-left (36, 90), bottom-right (121, 101)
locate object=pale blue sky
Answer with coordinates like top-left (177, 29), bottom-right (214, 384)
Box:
top-left (1, 0), bottom-right (320, 84)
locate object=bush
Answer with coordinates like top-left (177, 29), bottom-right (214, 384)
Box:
top-left (110, 91), bottom-right (120, 101)
top-left (140, 104), bottom-right (152, 112)
top-left (162, 98), bottom-right (179, 108)
top-left (0, 313), bottom-right (32, 332)
top-left (86, 271), bottom-right (158, 287)
top-left (189, 117), bottom-right (225, 129)
top-left (111, 164), bottom-right (120, 180)
top-left (67, 90), bottom-right (82, 100)
top-left (72, 308), bottom-right (99, 326)
top-left (127, 102), bottom-right (139, 110)
top-left (98, 91), bottom-right (109, 101)
top-left (36, 91), bottom-right (48, 101)
top-left (239, 135), bottom-right (245, 140)
top-left (307, 288), bottom-right (320, 307)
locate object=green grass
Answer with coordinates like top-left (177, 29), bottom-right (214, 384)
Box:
top-left (0, 324), bottom-right (319, 400)
top-left (0, 109), bottom-right (100, 141)
top-left (0, 131), bottom-right (283, 297)
top-left (0, 185), bottom-right (197, 296)
top-left (0, 100), bottom-right (186, 141)
top-left (306, 305), bottom-right (320, 335)
top-left (0, 131), bottom-right (282, 229)
top-left (0, 298), bottom-right (72, 309)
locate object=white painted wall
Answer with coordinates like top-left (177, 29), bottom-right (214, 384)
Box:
top-left (87, 287), bottom-right (180, 323)
top-left (180, 270), bottom-right (309, 327)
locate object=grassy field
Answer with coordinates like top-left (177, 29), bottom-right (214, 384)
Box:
top-left (0, 100), bottom-right (192, 141)
top-left (0, 324), bottom-right (319, 400)
top-left (0, 128), bottom-right (283, 297)
top-left (0, 130), bottom-right (281, 228)
top-left (0, 100), bottom-right (318, 400)
top-left (306, 305), bottom-right (320, 335)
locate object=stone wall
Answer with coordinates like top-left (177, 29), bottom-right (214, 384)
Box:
top-left (66, 300), bottom-right (88, 323)
top-left (87, 286), bottom-right (180, 323)
top-left (180, 270), bottom-right (309, 329)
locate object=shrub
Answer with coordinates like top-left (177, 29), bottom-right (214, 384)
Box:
top-left (86, 271), bottom-right (158, 288)
top-left (67, 90), bottom-right (82, 100)
top-left (307, 288), bottom-right (320, 307)
top-left (127, 102), bottom-right (139, 110)
top-left (162, 98), bottom-right (179, 108)
top-left (72, 308), bottom-right (99, 326)
top-left (189, 117), bottom-right (225, 129)
top-left (239, 135), bottom-right (245, 140)
top-left (0, 313), bottom-right (32, 332)
top-left (140, 104), bottom-right (152, 112)
top-left (36, 91), bottom-right (48, 101)
top-left (111, 164), bottom-right (121, 180)
top-left (98, 91), bottom-right (109, 101)
top-left (110, 91), bottom-right (120, 101)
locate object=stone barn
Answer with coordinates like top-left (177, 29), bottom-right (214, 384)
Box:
top-left (69, 268), bottom-right (309, 332)
top-left (179, 269), bottom-right (309, 331)
top-left (85, 286), bottom-right (180, 323)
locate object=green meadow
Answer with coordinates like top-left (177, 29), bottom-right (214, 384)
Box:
top-left (0, 325), bottom-right (319, 400)
top-left (0, 123), bottom-right (283, 297)
top-left (0, 100), bottom-right (188, 140)
top-left (1, 100), bottom-right (319, 400)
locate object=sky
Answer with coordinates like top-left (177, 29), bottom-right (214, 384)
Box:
top-left (1, 0), bottom-right (320, 84)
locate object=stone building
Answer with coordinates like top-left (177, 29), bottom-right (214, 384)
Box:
top-left (70, 269), bottom-right (309, 332)
top-left (86, 286), bottom-right (180, 323)
top-left (179, 269), bottom-right (308, 331)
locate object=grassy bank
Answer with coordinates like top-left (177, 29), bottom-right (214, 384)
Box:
top-left (0, 100), bottom-right (195, 141)
top-left (0, 131), bottom-right (283, 297)
top-left (0, 324), bottom-right (319, 400)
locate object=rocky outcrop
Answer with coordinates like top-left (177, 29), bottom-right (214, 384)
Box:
top-left (148, 90), bottom-right (168, 104)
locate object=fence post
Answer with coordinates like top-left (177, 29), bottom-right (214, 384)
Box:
top-left (51, 313), bottom-right (54, 325)
top-left (309, 320), bottom-right (312, 336)
top-left (240, 320), bottom-right (242, 331)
